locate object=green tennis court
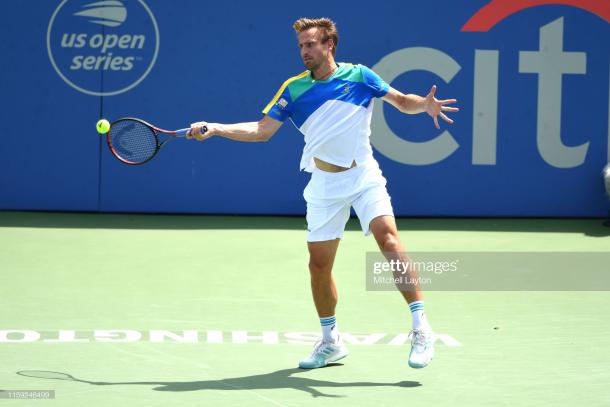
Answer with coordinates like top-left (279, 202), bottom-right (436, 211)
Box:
top-left (1, 212), bottom-right (609, 406)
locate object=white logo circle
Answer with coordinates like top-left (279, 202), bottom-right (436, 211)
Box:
top-left (47, 0), bottom-right (160, 96)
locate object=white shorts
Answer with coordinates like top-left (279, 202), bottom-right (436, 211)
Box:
top-left (303, 160), bottom-right (394, 242)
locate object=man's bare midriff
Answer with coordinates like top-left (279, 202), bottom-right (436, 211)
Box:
top-left (314, 157), bottom-right (357, 173)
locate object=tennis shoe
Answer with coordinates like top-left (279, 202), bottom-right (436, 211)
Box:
top-left (408, 329), bottom-right (435, 369)
top-left (298, 336), bottom-right (349, 369)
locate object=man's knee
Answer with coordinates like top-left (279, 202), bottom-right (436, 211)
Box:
top-left (370, 218), bottom-right (403, 253)
top-left (309, 254), bottom-right (332, 275)
top-left (308, 241), bottom-right (338, 275)
top-left (380, 231), bottom-right (401, 252)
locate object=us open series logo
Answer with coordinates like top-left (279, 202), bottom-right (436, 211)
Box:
top-left (46, 0), bottom-right (159, 96)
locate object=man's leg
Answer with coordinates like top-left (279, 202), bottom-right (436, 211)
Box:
top-left (369, 215), bottom-right (435, 368)
top-left (368, 215), bottom-right (422, 304)
top-left (300, 168), bottom-right (351, 369)
top-left (299, 238), bottom-right (350, 369)
top-left (307, 239), bottom-right (341, 318)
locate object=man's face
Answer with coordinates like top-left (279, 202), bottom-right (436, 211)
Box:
top-left (298, 27), bottom-right (333, 71)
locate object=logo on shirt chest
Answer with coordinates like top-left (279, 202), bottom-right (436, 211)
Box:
top-left (342, 84), bottom-right (351, 94)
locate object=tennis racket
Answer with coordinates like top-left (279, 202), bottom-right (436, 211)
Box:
top-left (106, 117), bottom-right (207, 165)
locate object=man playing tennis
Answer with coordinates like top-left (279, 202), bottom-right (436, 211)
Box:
top-left (188, 17), bottom-right (458, 369)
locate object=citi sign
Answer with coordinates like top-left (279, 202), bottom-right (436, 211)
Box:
top-left (371, 0), bottom-right (610, 168)
top-left (47, 0), bottom-right (159, 96)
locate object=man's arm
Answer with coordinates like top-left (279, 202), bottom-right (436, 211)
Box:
top-left (187, 115), bottom-right (283, 142)
top-left (382, 85), bottom-right (458, 129)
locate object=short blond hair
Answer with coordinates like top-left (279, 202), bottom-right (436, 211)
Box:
top-left (293, 17), bottom-right (339, 56)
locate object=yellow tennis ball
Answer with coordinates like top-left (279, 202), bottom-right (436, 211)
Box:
top-left (96, 119), bottom-right (110, 134)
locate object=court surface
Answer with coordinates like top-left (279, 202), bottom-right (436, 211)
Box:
top-left (1, 212), bottom-right (609, 406)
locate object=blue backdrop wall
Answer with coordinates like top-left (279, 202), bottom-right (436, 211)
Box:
top-left (1, 0), bottom-right (609, 216)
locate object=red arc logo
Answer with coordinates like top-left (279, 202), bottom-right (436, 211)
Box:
top-left (461, 0), bottom-right (610, 32)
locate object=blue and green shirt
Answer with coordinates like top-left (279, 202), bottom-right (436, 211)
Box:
top-left (262, 63), bottom-right (390, 172)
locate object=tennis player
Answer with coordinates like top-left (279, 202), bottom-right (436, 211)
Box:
top-left (188, 17), bottom-right (458, 369)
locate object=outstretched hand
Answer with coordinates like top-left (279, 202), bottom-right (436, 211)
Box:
top-left (424, 85), bottom-right (459, 129)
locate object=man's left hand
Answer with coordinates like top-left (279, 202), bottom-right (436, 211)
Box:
top-left (424, 85), bottom-right (459, 129)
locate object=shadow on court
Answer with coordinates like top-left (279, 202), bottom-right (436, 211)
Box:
top-left (16, 368), bottom-right (420, 398)
top-left (0, 211), bottom-right (608, 236)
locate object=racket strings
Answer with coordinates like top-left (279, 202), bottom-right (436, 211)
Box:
top-left (108, 120), bottom-right (158, 164)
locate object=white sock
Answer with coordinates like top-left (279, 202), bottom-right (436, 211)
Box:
top-left (320, 316), bottom-right (339, 342)
top-left (409, 301), bottom-right (432, 332)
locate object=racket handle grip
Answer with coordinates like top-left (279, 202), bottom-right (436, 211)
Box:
top-left (177, 126), bottom-right (208, 138)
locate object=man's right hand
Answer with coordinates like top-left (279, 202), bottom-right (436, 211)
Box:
top-left (187, 121), bottom-right (216, 141)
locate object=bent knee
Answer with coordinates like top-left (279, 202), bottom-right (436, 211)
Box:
top-left (378, 231), bottom-right (403, 253)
